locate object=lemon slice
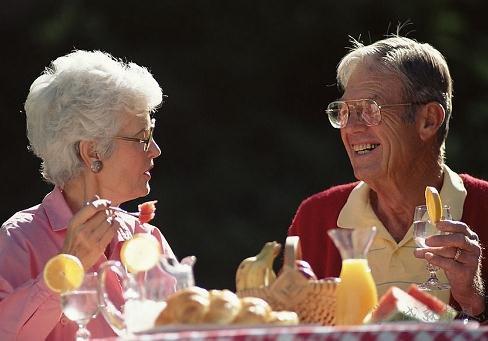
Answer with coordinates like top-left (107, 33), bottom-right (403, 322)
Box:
top-left (120, 233), bottom-right (161, 273)
top-left (43, 254), bottom-right (85, 293)
top-left (425, 186), bottom-right (442, 223)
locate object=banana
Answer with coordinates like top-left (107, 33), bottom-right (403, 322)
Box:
top-left (236, 241), bottom-right (282, 291)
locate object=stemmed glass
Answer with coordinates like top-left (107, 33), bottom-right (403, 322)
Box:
top-left (61, 272), bottom-right (99, 341)
top-left (413, 205), bottom-right (451, 291)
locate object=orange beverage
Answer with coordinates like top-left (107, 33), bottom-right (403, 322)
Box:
top-left (335, 259), bottom-right (378, 325)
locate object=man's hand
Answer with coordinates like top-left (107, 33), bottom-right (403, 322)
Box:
top-left (414, 220), bottom-right (484, 315)
top-left (62, 198), bottom-right (118, 270)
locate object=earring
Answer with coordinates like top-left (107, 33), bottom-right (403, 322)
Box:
top-left (90, 159), bottom-right (103, 173)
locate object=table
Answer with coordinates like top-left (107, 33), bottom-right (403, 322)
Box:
top-left (94, 322), bottom-right (488, 340)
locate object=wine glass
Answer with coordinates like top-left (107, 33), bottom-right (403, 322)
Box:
top-left (61, 272), bottom-right (99, 341)
top-left (413, 205), bottom-right (451, 291)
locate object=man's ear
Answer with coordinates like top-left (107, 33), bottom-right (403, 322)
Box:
top-left (78, 140), bottom-right (99, 168)
top-left (417, 102), bottom-right (445, 141)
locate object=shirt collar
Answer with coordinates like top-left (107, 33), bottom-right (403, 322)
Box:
top-left (337, 164), bottom-right (467, 232)
top-left (43, 187), bottom-right (74, 232)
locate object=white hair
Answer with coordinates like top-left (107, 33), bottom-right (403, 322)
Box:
top-left (24, 50), bottom-right (163, 187)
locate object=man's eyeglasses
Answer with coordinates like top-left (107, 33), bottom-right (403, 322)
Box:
top-left (325, 99), bottom-right (417, 129)
top-left (114, 118), bottom-right (155, 152)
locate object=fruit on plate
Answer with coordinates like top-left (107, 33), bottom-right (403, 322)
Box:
top-left (425, 186), bottom-right (442, 223)
top-left (43, 254), bottom-right (84, 293)
top-left (120, 233), bottom-right (161, 273)
top-left (235, 241), bottom-right (282, 291)
top-left (364, 285), bottom-right (456, 323)
top-left (138, 200), bottom-right (157, 224)
top-left (406, 284), bottom-right (457, 320)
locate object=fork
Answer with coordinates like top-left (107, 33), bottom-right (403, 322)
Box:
top-left (110, 206), bottom-right (140, 217)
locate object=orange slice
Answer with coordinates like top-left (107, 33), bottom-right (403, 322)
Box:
top-left (120, 233), bottom-right (161, 273)
top-left (43, 254), bottom-right (84, 293)
top-left (425, 186), bottom-right (442, 223)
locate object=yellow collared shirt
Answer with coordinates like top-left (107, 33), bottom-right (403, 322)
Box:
top-left (337, 165), bottom-right (466, 302)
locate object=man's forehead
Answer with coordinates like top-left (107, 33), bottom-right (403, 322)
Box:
top-left (342, 66), bottom-right (403, 101)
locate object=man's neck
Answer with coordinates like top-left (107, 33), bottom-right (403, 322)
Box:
top-left (368, 164), bottom-right (444, 242)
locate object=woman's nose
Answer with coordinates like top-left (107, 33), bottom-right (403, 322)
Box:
top-left (148, 139), bottom-right (162, 158)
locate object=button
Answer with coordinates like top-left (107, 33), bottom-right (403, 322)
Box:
top-left (60, 315), bottom-right (69, 326)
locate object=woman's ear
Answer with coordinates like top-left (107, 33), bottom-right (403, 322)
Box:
top-left (78, 140), bottom-right (99, 168)
top-left (417, 102), bottom-right (445, 141)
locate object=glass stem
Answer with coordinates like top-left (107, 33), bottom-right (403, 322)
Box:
top-left (426, 262), bottom-right (439, 283)
top-left (76, 323), bottom-right (91, 341)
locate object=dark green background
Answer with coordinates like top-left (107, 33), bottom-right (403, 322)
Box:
top-left (2, 0), bottom-right (488, 290)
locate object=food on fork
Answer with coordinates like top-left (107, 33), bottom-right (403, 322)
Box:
top-left (138, 200), bottom-right (157, 224)
top-left (43, 254), bottom-right (85, 293)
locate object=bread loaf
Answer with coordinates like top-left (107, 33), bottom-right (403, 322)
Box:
top-left (155, 287), bottom-right (299, 327)
top-left (155, 286), bottom-right (210, 325)
top-left (231, 297), bottom-right (272, 325)
top-left (203, 289), bottom-right (241, 324)
top-left (268, 310), bottom-right (299, 325)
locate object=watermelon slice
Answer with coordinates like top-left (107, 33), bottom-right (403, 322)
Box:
top-left (365, 286), bottom-right (441, 323)
top-left (138, 200), bottom-right (157, 224)
top-left (407, 284), bottom-right (457, 320)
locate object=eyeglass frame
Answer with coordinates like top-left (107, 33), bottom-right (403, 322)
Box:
top-left (113, 118), bottom-right (156, 152)
top-left (325, 99), bottom-right (421, 129)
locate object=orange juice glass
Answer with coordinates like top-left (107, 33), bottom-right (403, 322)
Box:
top-left (335, 259), bottom-right (377, 325)
top-left (328, 227), bottom-right (378, 325)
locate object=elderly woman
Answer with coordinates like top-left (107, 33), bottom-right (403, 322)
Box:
top-left (289, 36), bottom-right (488, 322)
top-left (0, 50), bottom-right (174, 339)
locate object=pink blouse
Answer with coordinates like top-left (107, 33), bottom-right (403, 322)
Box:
top-left (0, 187), bottom-right (175, 340)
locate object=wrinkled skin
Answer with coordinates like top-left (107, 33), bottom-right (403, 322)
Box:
top-left (414, 220), bottom-right (483, 314)
top-left (61, 113), bottom-right (162, 270)
top-left (340, 61), bottom-right (484, 315)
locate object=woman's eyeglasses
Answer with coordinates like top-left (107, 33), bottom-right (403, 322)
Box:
top-left (114, 118), bottom-right (155, 152)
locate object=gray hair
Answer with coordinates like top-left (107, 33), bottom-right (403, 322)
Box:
top-left (337, 36), bottom-right (452, 156)
top-left (24, 50), bottom-right (163, 187)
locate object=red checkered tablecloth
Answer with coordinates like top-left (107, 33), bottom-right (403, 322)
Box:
top-left (93, 322), bottom-right (488, 340)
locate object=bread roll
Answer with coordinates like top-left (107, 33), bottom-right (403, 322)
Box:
top-left (268, 310), bottom-right (299, 325)
top-left (154, 306), bottom-right (175, 325)
top-left (232, 297), bottom-right (272, 325)
top-left (203, 289), bottom-right (241, 324)
top-left (155, 286), bottom-right (210, 325)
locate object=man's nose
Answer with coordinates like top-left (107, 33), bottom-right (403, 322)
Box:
top-left (345, 108), bottom-right (366, 127)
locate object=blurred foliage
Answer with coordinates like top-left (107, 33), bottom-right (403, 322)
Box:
top-left (1, 0), bottom-right (487, 290)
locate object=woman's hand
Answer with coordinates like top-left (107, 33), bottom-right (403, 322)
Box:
top-left (62, 198), bottom-right (118, 270)
top-left (414, 220), bottom-right (484, 314)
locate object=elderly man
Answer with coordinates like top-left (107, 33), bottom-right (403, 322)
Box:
top-left (288, 35), bottom-right (488, 321)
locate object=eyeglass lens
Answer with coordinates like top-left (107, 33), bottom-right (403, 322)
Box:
top-left (144, 126), bottom-right (154, 151)
top-left (327, 99), bottom-right (381, 128)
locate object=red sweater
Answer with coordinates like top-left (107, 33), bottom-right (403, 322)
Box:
top-left (288, 174), bottom-right (488, 306)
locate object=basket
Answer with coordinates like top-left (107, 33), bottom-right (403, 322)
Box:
top-left (237, 236), bottom-right (338, 326)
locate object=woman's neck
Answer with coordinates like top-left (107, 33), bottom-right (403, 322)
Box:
top-left (62, 173), bottom-right (101, 213)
